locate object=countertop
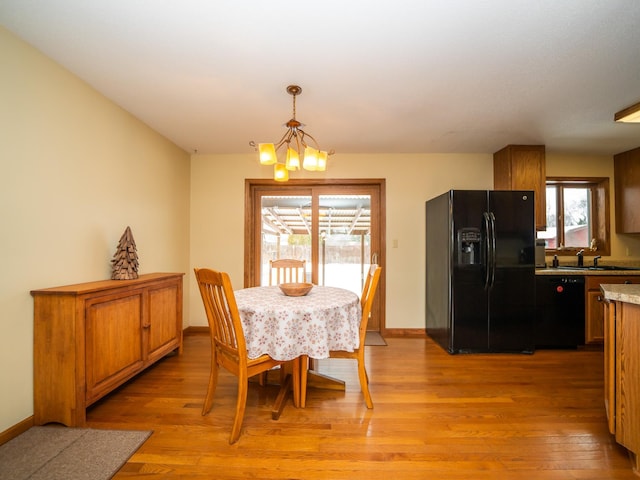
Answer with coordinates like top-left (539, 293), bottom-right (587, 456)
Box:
top-left (600, 284), bottom-right (640, 305)
top-left (536, 267), bottom-right (640, 276)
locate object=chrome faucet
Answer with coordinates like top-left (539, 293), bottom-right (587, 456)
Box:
top-left (576, 249), bottom-right (584, 267)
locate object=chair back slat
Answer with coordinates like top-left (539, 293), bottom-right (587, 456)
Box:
top-left (269, 259), bottom-right (306, 285)
top-left (194, 268), bottom-right (247, 361)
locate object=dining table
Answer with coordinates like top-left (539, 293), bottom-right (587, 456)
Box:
top-left (234, 284), bottom-right (362, 418)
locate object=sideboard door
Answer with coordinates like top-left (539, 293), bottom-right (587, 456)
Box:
top-left (85, 290), bottom-right (145, 405)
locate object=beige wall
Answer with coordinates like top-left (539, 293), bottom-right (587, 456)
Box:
top-left (189, 152), bottom-right (640, 334)
top-left (0, 28), bottom-right (191, 432)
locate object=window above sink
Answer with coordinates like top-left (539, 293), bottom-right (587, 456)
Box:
top-left (537, 177), bottom-right (611, 257)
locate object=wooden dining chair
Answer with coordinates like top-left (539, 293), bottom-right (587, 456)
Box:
top-left (327, 264), bottom-right (382, 409)
top-left (268, 259), bottom-right (306, 285)
top-left (194, 267), bottom-right (284, 444)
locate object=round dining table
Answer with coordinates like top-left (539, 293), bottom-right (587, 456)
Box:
top-left (234, 284), bottom-right (362, 416)
top-left (234, 285), bottom-right (362, 361)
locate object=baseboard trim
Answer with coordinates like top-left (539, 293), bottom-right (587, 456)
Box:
top-left (184, 326), bottom-right (209, 335)
top-left (382, 328), bottom-right (427, 338)
top-left (186, 325), bottom-right (427, 339)
top-left (0, 415), bottom-right (34, 446)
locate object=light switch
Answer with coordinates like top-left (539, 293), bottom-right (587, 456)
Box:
top-left (392, 239), bottom-right (398, 248)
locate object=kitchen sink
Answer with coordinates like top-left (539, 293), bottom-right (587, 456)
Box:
top-left (555, 265), bottom-right (640, 271)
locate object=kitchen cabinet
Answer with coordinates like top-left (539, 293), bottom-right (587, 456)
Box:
top-left (614, 146), bottom-right (640, 233)
top-left (493, 145), bottom-right (546, 231)
top-left (585, 275), bottom-right (639, 344)
top-left (603, 294), bottom-right (640, 474)
top-left (32, 272), bottom-right (184, 427)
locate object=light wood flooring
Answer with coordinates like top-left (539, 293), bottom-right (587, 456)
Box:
top-left (86, 333), bottom-right (639, 479)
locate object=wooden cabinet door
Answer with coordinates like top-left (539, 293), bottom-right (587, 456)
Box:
top-left (616, 302), bottom-right (640, 455)
top-left (586, 288), bottom-right (605, 343)
top-left (85, 291), bottom-right (145, 405)
top-left (603, 300), bottom-right (616, 435)
top-left (147, 281), bottom-right (182, 362)
top-left (585, 276), bottom-right (640, 344)
top-left (614, 146), bottom-right (640, 233)
top-left (493, 145), bottom-right (546, 231)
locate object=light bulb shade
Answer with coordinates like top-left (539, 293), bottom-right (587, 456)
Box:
top-left (274, 163), bottom-right (289, 182)
top-left (316, 150), bottom-right (328, 171)
top-left (258, 143), bottom-right (277, 165)
top-left (285, 147), bottom-right (300, 170)
top-left (303, 146), bottom-right (318, 171)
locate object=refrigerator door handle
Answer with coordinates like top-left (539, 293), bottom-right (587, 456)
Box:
top-left (488, 212), bottom-right (497, 288)
top-left (482, 212), bottom-right (492, 289)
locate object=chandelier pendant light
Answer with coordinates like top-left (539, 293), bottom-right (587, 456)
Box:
top-left (251, 85), bottom-right (332, 182)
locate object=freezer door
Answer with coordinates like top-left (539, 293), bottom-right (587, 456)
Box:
top-left (487, 191), bottom-right (535, 352)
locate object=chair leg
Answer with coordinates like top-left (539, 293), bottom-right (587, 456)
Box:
top-left (300, 355), bottom-right (308, 408)
top-left (229, 371), bottom-right (249, 444)
top-left (202, 354), bottom-right (219, 415)
top-left (291, 358), bottom-right (300, 408)
top-left (356, 352), bottom-right (373, 409)
top-left (292, 355), bottom-right (309, 408)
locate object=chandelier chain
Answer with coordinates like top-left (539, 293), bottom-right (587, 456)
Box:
top-left (292, 92), bottom-right (296, 121)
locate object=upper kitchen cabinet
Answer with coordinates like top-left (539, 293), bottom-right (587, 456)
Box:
top-left (614, 146), bottom-right (640, 233)
top-left (493, 145), bottom-right (546, 231)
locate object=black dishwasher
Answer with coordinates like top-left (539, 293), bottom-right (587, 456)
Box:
top-left (535, 275), bottom-right (585, 348)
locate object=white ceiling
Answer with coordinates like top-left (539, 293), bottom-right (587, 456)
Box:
top-left (2, 0), bottom-right (640, 156)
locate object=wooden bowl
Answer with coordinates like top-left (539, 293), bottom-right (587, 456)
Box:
top-left (279, 282), bottom-right (313, 297)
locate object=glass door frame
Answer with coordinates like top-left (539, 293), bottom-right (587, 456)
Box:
top-left (244, 178), bottom-right (386, 332)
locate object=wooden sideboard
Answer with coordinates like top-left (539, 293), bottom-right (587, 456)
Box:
top-left (32, 272), bottom-right (184, 427)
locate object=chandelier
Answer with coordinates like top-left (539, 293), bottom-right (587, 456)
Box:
top-left (250, 85), bottom-right (332, 182)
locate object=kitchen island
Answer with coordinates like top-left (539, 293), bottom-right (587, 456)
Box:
top-left (601, 283), bottom-right (640, 476)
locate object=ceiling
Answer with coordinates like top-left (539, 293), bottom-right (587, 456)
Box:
top-left (2, 1), bottom-right (640, 157)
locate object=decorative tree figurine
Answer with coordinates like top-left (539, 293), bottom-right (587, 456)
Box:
top-left (111, 226), bottom-right (139, 280)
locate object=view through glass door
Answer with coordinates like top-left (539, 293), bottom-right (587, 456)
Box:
top-left (246, 180), bottom-right (384, 332)
top-left (261, 194), bottom-right (371, 295)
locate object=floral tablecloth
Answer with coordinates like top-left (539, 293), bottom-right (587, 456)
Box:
top-left (234, 285), bottom-right (362, 361)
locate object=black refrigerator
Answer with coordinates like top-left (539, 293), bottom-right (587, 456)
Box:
top-left (425, 190), bottom-right (535, 354)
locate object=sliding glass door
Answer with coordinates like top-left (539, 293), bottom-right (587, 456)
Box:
top-left (246, 180), bottom-right (384, 331)
top-left (316, 194), bottom-right (371, 294)
top-left (260, 194), bottom-right (313, 285)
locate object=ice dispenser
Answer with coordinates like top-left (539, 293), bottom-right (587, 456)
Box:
top-left (457, 227), bottom-right (481, 265)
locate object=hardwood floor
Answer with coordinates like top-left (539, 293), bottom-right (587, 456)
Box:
top-left (86, 333), bottom-right (638, 479)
